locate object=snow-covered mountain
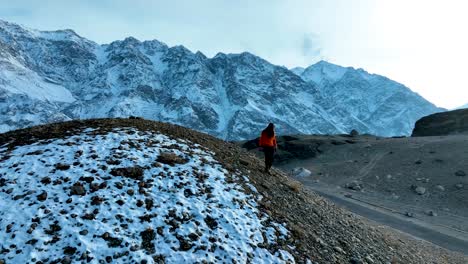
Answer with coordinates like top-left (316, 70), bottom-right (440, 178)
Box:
top-left (0, 19), bottom-right (442, 139)
top-left (295, 61), bottom-right (445, 136)
top-left (455, 103), bottom-right (468, 110)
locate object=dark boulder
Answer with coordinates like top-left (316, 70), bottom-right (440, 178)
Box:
top-left (412, 109), bottom-right (468, 137)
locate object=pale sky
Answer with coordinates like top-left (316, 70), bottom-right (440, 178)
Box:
top-left (0, 0), bottom-right (467, 109)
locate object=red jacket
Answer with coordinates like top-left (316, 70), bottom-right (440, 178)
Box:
top-left (259, 131), bottom-right (277, 147)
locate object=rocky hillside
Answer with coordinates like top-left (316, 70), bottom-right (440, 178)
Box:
top-left (412, 108), bottom-right (468, 137)
top-left (0, 119), bottom-right (466, 263)
top-left (0, 19), bottom-right (441, 140)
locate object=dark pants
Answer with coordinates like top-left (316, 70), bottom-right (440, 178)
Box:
top-left (263, 146), bottom-right (275, 171)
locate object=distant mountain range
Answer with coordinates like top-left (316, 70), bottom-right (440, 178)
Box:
top-left (0, 19), bottom-right (443, 140)
top-left (455, 104), bottom-right (468, 110)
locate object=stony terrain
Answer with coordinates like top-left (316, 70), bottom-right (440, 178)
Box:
top-left (412, 108), bottom-right (468, 136)
top-left (1, 119), bottom-right (467, 263)
top-left (0, 19), bottom-right (441, 139)
top-left (0, 121), bottom-right (293, 263)
top-left (241, 133), bottom-right (468, 254)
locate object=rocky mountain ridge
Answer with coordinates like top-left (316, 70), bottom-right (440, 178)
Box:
top-left (0, 19), bottom-right (442, 140)
top-left (294, 61), bottom-right (445, 136)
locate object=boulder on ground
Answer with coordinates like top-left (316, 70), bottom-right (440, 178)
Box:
top-left (414, 186), bottom-right (426, 195)
top-left (350, 129), bottom-right (359, 137)
top-left (425, 210), bottom-right (438, 217)
top-left (345, 181), bottom-right (363, 191)
top-left (291, 167), bottom-right (312, 178)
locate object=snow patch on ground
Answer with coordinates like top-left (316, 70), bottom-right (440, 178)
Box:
top-left (0, 128), bottom-right (294, 263)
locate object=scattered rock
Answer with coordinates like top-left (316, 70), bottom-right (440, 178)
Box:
top-left (140, 228), bottom-right (156, 254)
top-left (365, 255), bottom-right (375, 263)
top-left (44, 223), bottom-right (62, 235)
top-left (333, 246), bottom-right (345, 254)
top-left (414, 186), bottom-right (426, 195)
top-left (144, 198), bottom-right (154, 210)
top-left (106, 159), bottom-right (121, 165)
top-left (70, 183), bottom-right (86, 196)
top-left (350, 257), bottom-right (362, 264)
top-left (62, 256), bottom-right (72, 264)
top-left (101, 232), bottom-right (123, 248)
top-left (156, 152), bottom-right (188, 166)
top-left (63, 246), bottom-right (77, 255)
top-left (82, 213), bottom-right (95, 220)
top-left (41, 177), bottom-right (52, 185)
top-left (37, 191), bottom-right (48, 201)
top-left (425, 210), bottom-right (438, 217)
top-left (178, 237), bottom-right (193, 251)
top-left (239, 158), bottom-right (250, 166)
top-left (455, 183), bottom-right (464, 189)
top-left (291, 167), bottom-right (311, 178)
top-left (110, 166), bottom-right (144, 180)
top-left (204, 215), bottom-right (218, 230)
top-left (405, 212), bottom-right (414, 217)
top-left (91, 196), bottom-right (104, 206)
top-left (79, 176), bottom-right (94, 183)
top-left (346, 181), bottom-right (363, 191)
top-left (435, 185), bottom-right (445, 191)
top-left (26, 150), bottom-right (44, 156)
top-left (455, 170), bottom-right (466, 177)
top-left (55, 163), bottom-right (70, 170)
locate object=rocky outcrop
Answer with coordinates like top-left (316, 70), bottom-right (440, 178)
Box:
top-left (412, 108), bottom-right (468, 137)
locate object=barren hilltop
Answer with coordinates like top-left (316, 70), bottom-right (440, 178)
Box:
top-left (0, 118), bottom-right (466, 263)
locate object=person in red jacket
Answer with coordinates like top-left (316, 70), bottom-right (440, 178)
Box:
top-left (259, 123), bottom-right (277, 174)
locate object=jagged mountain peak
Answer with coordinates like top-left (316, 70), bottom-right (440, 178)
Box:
top-left (194, 50), bottom-right (207, 60)
top-left (0, 19), bottom-right (93, 46)
top-left (301, 60), bottom-right (349, 84)
top-left (290, 66), bottom-right (305, 76)
top-left (0, 19), bottom-right (442, 139)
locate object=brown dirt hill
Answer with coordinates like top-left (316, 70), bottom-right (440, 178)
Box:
top-left (1, 118), bottom-right (466, 264)
top-left (412, 108), bottom-right (468, 137)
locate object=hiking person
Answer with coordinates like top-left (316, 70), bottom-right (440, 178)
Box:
top-left (259, 123), bottom-right (277, 174)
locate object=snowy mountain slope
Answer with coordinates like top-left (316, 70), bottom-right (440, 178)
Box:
top-left (455, 103), bottom-right (468, 110)
top-left (0, 126), bottom-right (295, 263)
top-left (0, 19), bottom-right (442, 139)
top-left (298, 61), bottom-right (444, 136)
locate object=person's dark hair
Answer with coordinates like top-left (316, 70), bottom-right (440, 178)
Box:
top-left (263, 123), bottom-right (275, 137)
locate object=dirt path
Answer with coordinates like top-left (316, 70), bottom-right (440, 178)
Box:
top-left (303, 185), bottom-right (468, 256)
